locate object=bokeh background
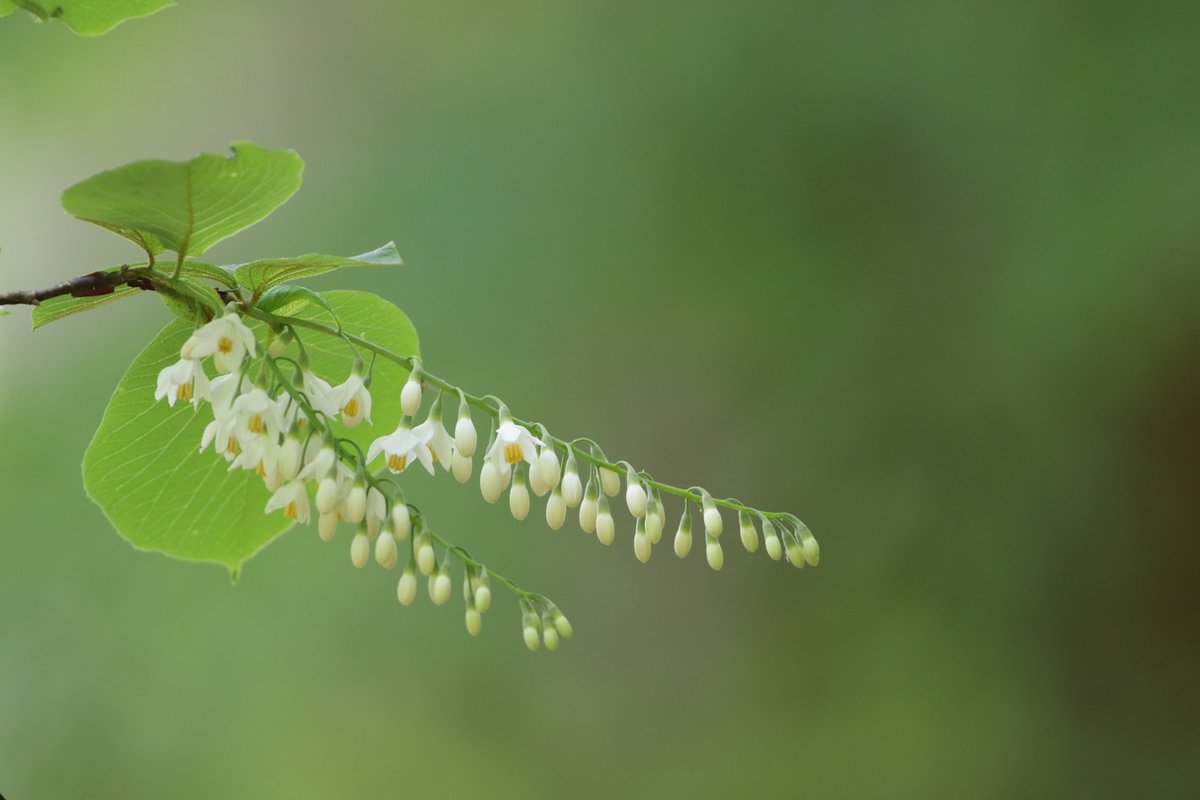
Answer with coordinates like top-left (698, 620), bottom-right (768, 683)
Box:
top-left (2, 1), bottom-right (1198, 797)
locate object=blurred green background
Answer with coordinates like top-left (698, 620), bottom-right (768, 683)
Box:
top-left (2, 1), bottom-right (1198, 797)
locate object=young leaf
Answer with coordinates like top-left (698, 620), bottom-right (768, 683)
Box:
top-left (233, 242), bottom-right (402, 295)
top-left (31, 285), bottom-right (142, 330)
top-left (83, 290), bottom-right (419, 574)
top-left (257, 285), bottom-right (337, 322)
top-left (61, 142), bottom-right (303, 261)
top-left (2, 0), bottom-right (173, 35)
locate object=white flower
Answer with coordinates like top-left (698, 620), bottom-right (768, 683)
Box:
top-left (413, 417), bottom-right (453, 471)
top-left (365, 487), bottom-right (387, 538)
top-left (333, 371), bottom-right (372, 428)
top-left (454, 401), bottom-right (477, 457)
top-left (264, 480), bottom-right (310, 523)
top-left (368, 418), bottom-right (434, 475)
top-left (302, 370), bottom-right (341, 417)
top-left (230, 431), bottom-right (280, 480)
top-left (155, 358), bottom-right (210, 408)
top-left (400, 373), bottom-right (423, 416)
top-left (474, 582), bottom-right (492, 613)
top-left (181, 312), bottom-right (257, 374)
top-left (298, 440), bottom-right (337, 483)
top-left (543, 623), bottom-right (560, 652)
top-left (200, 414), bottom-right (242, 461)
top-left (232, 387), bottom-right (284, 440)
top-left (485, 421), bottom-right (541, 479)
top-left (207, 373), bottom-right (245, 418)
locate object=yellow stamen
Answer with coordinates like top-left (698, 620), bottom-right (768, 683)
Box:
top-left (285, 501), bottom-right (298, 520)
top-left (387, 454), bottom-right (408, 472)
top-left (248, 414), bottom-right (264, 434)
top-left (256, 460), bottom-right (266, 477)
top-left (218, 336), bottom-right (234, 354)
top-left (226, 437), bottom-right (241, 456)
top-left (429, 445), bottom-right (439, 464)
top-left (504, 443), bottom-right (523, 464)
top-left (297, 418), bottom-right (307, 430)
top-left (342, 397), bottom-right (359, 418)
top-left (176, 381), bottom-right (193, 401)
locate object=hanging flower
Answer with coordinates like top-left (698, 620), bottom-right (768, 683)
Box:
top-left (180, 312), bottom-right (257, 374)
top-left (484, 420), bottom-right (541, 478)
top-left (264, 480), bottom-right (310, 523)
top-left (154, 357), bottom-right (210, 408)
top-left (367, 417), bottom-right (434, 475)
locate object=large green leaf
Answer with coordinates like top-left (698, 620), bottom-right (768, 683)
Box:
top-left (61, 142), bottom-right (303, 260)
top-left (83, 290), bottom-right (419, 574)
top-left (2, 0), bottom-right (173, 35)
top-left (233, 242), bottom-right (403, 295)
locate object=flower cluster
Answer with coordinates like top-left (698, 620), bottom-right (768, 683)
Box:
top-left (157, 305), bottom-right (817, 649)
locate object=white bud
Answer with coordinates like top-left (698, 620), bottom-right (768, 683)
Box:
top-left (703, 506), bottom-right (723, 537)
top-left (454, 412), bottom-right (477, 457)
top-left (595, 501), bottom-right (615, 546)
top-left (344, 482), bottom-right (367, 524)
top-left (543, 625), bottom-right (560, 652)
top-left (375, 531), bottom-right (398, 569)
top-left (523, 624), bottom-right (541, 651)
top-left (645, 504), bottom-right (664, 544)
top-left (706, 535), bottom-right (724, 571)
top-left (528, 464), bottom-right (549, 497)
top-left (430, 570), bottom-right (452, 605)
top-left (278, 435), bottom-right (302, 481)
top-left (739, 511), bottom-right (759, 553)
top-left (400, 376), bottom-right (422, 416)
top-left (626, 482), bottom-right (647, 518)
top-left (350, 531), bottom-right (370, 568)
top-left (537, 447), bottom-right (561, 490)
top-left (480, 461), bottom-right (502, 503)
top-left (451, 450), bottom-right (473, 483)
top-left (599, 466), bottom-right (621, 497)
top-left (545, 488), bottom-right (566, 530)
top-left (552, 612), bottom-right (573, 639)
top-left (465, 607), bottom-right (482, 637)
top-left (579, 492), bottom-right (597, 534)
top-left (392, 503), bottom-right (411, 540)
top-left (787, 541), bottom-right (806, 568)
top-left (417, 541), bottom-right (437, 576)
top-left (762, 519), bottom-right (782, 560)
top-left (397, 564), bottom-right (418, 605)
top-left (801, 535), bottom-right (820, 566)
top-left (561, 468), bottom-right (583, 508)
top-left (267, 336), bottom-right (287, 358)
top-left (474, 584), bottom-right (492, 613)
top-left (315, 477), bottom-right (340, 514)
top-left (674, 528), bottom-right (692, 558)
top-left (509, 475), bottom-right (530, 521)
top-left (318, 512), bottom-right (339, 542)
top-left (633, 528), bottom-right (651, 563)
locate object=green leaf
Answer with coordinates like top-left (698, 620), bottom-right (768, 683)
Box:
top-left (3, 0), bottom-right (173, 35)
top-left (31, 285), bottom-right (141, 330)
top-left (177, 260), bottom-right (238, 288)
top-left (258, 284), bottom-right (336, 322)
top-left (83, 290), bottom-right (419, 574)
top-left (156, 277), bottom-right (223, 323)
top-left (233, 241), bottom-right (402, 295)
top-left (61, 142), bottom-right (303, 260)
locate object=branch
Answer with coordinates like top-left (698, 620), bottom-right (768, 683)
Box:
top-left (0, 266), bottom-right (155, 307)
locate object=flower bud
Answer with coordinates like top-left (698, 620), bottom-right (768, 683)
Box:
top-left (318, 512), bottom-right (338, 542)
top-left (454, 400), bottom-right (477, 457)
top-left (599, 466), bottom-right (621, 497)
top-left (633, 517), bottom-right (651, 563)
top-left (645, 497), bottom-right (664, 544)
top-left (561, 458), bottom-right (583, 508)
top-left (344, 481), bottom-right (368, 524)
top-left (552, 611), bottom-right (573, 639)
top-left (430, 566), bottom-right (452, 606)
top-left (701, 493), bottom-right (723, 537)
top-left (315, 476), bottom-right (340, 514)
top-left (392, 503), bottom-right (411, 541)
top-left (801, 532), bottom-right (820, 566)
top-left (595, 494), bottom-right (615, 545)
top-left (417, 535), bottom-right (437, 576)
top-left (278, 434), bottom-right (302, 481)
top-left (546, 486), bottom-right (567, 530)
top-left (739, 510), bottom-right (759, 553)
top-left (350, 529), bottom-right (370, 568)
top-left (543, 624), bottom-right (560, 652)
top-left (528, 463), bottom-right (549, 497)
top-left (763, 519), bottom-right (783, 561)
top-left (266, 329), bottom-right (291, 357)
top-left (523, 623), bottom-right (541, 652)
top-left (465, 606), bottom-right (482, 637)
top-left (480, 461), bottom-right (502, 503)
top-left (400, 374), bottom-right (422, 416)
top-left (784, 531), bottom-right (805, 568)
top-left (625, 474), bottom-right (648, 518)
top-left (451, 450), bottom-right (472, 484)
top-left (509, 470), bottom-right (530, 520)
top-left (538, 446), bottom-right (561, 490)
top-left (397, 563), bottom-right (418, 605)
top-left (705, 534), bottom-right (724, 571)
top-left (375, 530), bottom-right (398, 569)
top-left (578, 477), bottom-right (598, 533)
top-left (474, 584), bottom-right (492, 613)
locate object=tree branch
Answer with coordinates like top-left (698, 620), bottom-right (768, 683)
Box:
top-left (0, 266), bottom-right (155, 307)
